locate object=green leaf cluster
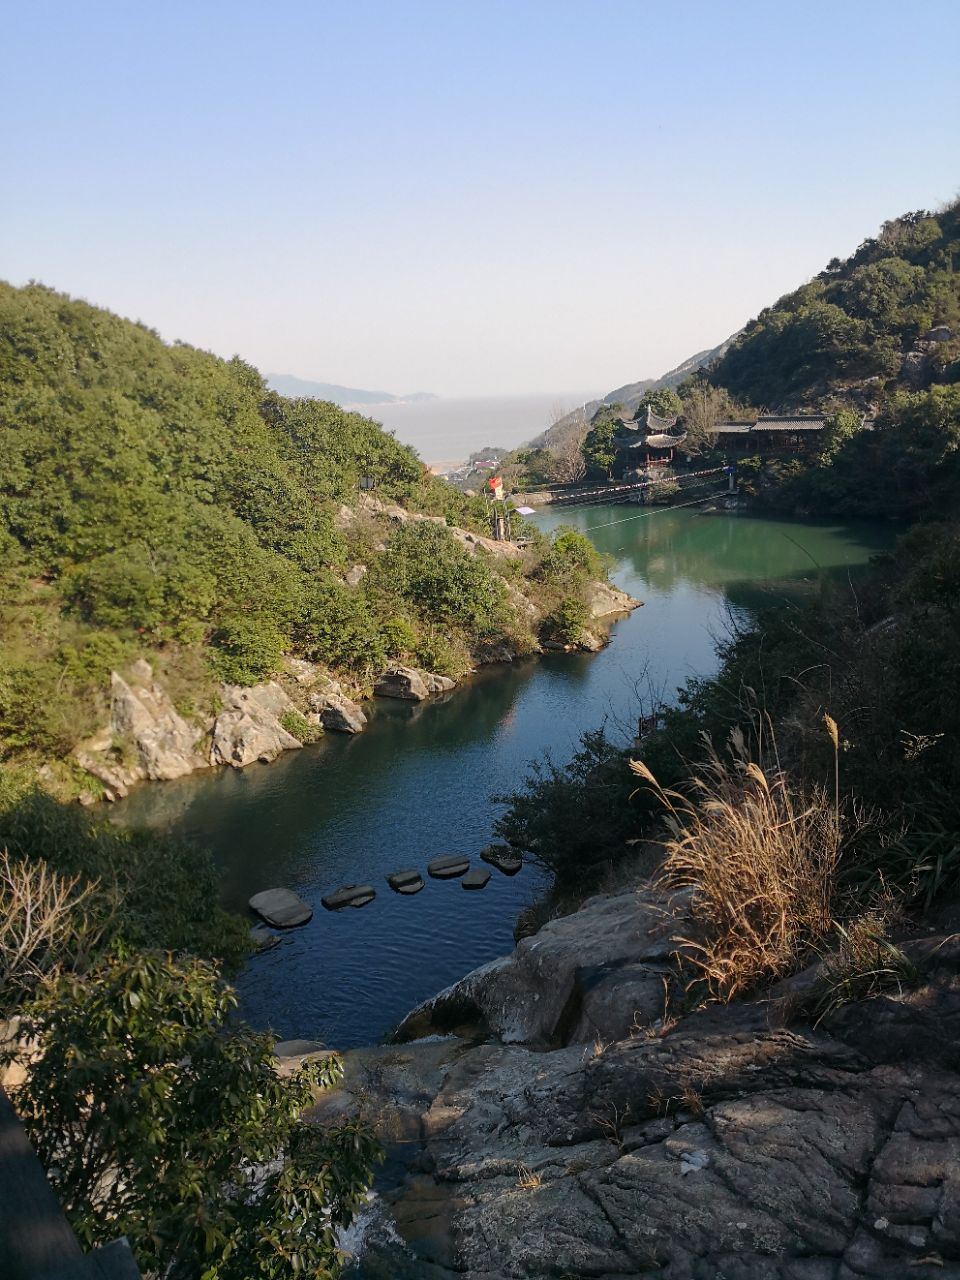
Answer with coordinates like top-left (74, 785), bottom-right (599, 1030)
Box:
top-left (6, 946), bottom-right (380, 1279)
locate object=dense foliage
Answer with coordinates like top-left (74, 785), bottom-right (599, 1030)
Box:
top-left (0, 282), bottom-right (600, 770)
top-left (6, 947), bottom-right (379, 1279)
top-left (709, 202), bottom-right (960, 408)
top-left (501, 522), bottom-right (960, 914)
top-left (0, 769), bottom-right (248, 979)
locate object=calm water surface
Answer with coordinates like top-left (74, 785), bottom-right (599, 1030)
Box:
top-left (115, 508), bottom-right (893, 1046)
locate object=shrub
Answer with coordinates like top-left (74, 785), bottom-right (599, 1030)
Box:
top-left (0, 850), bottom-right (102, 1008)
top-left (381, 521), bottom-right (509, 638)
top-left (279, 709), bottom-right (322, 744)
top-left (211, 614), bottom-right (287, 685)
top-left (545, 595), bottom-right (589, 645)
top-left (494, 728), bottom-right (638, 888)
top-left (5, 947), bottom-right (380, 1278)
top-left (383, 615), bottom-right (418, 658)
top-left (786, 915), bottom-right (919, 1027)
top-left (0, 778), bottom-right (249, 970)
top-left (542, 527), bottom-right (602, 581)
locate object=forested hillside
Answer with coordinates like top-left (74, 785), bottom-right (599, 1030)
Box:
top-left (709, 201), bottom-right (960, 408)
top-left (0, 283), bottom-right (601, 778)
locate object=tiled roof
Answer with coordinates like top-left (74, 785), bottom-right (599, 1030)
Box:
top-left (643, 407), bottom-right (679, 432)
top-left (754, 415), bottom-right (828, 431)
top-left (713, 421), bottom-right (754, 434)
top-left (646, 432), bottom-right (684, 448)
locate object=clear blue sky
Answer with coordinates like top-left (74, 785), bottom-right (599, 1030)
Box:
top-left (2, 1), bottom-right (957, 396)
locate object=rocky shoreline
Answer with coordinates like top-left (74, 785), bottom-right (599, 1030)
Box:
top-left (300, 887), bottom-right (960, 1279)
top-left (70, 576), bottom-right (640, 804)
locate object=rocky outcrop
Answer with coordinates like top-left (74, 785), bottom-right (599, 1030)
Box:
top-left (73, 661), bottom-right (209, 795)
top-left (308, 680), bottom-right (368, 734)
top-left (396, 889), bottom-right (683, 1047)
top-left (448, 527), bottom-right (524, 560)
top-left (374, 666), bottom-right (456, 702)
top-left (316, 897), bottom-right (960, 1279)
top-left (209, 682), bottom-right (303, 768)
top-left (587, 579), bottom-right (642, 620)
top-left (375, 666), bottom-right (431, 701)
top-left (110, 662), bottom-right (211, 781)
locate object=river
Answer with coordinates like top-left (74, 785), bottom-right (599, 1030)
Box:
top-left (114, 507), bottom-right (892, 1047)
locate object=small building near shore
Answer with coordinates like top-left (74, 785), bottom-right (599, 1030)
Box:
top-left (613, 406), bottom-right (686, 473)
top-left (713, 414), bottom-right (830, 453)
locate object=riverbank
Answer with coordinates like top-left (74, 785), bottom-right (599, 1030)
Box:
top-left (67, 566), bottom-right (639, 806)
top-left (306, 878), bottom-right (960, 1279)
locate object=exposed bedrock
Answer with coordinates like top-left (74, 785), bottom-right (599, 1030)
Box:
top-left (317, 893), bottom-right (960, 1279)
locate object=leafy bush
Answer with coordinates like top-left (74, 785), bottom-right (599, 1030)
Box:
top-left (545, 595), bottom-right (589, 645)
top-left (383, 615), bottom-right (418, 658)
top-left (0, 776), bottom-right (249, 972)
top-left (494, 728), bottom-right (638, 887)
top-left (211, 614), bottom-right (288, 685)
top-left (380, 521), bottom-right (509, 639)
top-left (6, 947), bottom-right (380, 1279)
top-left (279, 709), bottom-right (322, 744)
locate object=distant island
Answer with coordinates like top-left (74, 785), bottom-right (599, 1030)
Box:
top-left (267, 372), bottom-right (436, 406)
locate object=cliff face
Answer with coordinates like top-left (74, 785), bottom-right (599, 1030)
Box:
top-left (312, 888), bottom-right (960, 1279)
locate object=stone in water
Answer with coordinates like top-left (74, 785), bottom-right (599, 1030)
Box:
top-left (427, 855), bottom-right (470, 879)
top-left (249, 888), bottom-right (313, 929)
top-left (462, 867), bottom-right (491, 891)
top-left (480, 844), bottom-right (522, 875)
top-left (322, 883), bottom-right (376, 910)
top-left (387, 870), bottom-right (425, 894)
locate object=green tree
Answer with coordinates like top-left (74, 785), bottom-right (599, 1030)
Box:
top-left (637, 387), bottom-right (683, 418)
top-left (6, 947), bottom-right (380, 1279)
top-left (582, 405), bottom-right (623, 480)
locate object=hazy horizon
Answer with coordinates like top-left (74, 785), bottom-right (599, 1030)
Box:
top-left (361, 389), bottom-right (604, 464)
top-left (3, 2), bottom-right (958, 397)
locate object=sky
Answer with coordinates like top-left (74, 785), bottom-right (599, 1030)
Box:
top-left (2, 1), bottom-right (958, 398)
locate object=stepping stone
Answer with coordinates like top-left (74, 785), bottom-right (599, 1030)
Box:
top-left (462, 867), bottom-right (491, 891)
top-left (249, 888), bottom-right (313, 929)
top-left (427, 855), bottom-right (470, 880)
top-left (273, 1038), bottom-right (326, 1059)
top-left (321, 883), bottom-right (376, 910)
top-left (250, 924), bottom-right (281, 952)
top-left (387, 870), bottom-right (425, 895)
top-left (480, 844), bottom-right (523, 876)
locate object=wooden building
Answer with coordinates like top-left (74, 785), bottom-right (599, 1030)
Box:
top-left (613, 406), bottom-right (686, 474)
top-left (713, 414), bottom-right (830, 453)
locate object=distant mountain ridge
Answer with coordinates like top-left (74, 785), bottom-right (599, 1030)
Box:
top-left (601, 336), bottom-right (737, 413)
top-left (267, 372), bottom-right (436, 406)
top-left (529, 335), bottom-right (737, 449)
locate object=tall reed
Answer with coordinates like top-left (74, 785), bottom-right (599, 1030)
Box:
top-left (633, 723), bottom-right (842, 1000)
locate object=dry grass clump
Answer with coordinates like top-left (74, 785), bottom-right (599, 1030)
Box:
top-left (633, 724), bottom-right (842, 1001)
top-left (787, 915), bottom-right (920, 1027)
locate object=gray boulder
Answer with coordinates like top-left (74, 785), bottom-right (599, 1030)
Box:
top-left (375, 666), bottom-right (430, 701)
top-left (396, 889), bottom-right (683, 1046)
top-left (108, 665), bottom-right (210, 781)
top-left (249, 887), bottom-right (312, 928)
top-left (308, 690), bottom-right (367, 734)
top-left (420, 671), bottom-right (456, 694)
